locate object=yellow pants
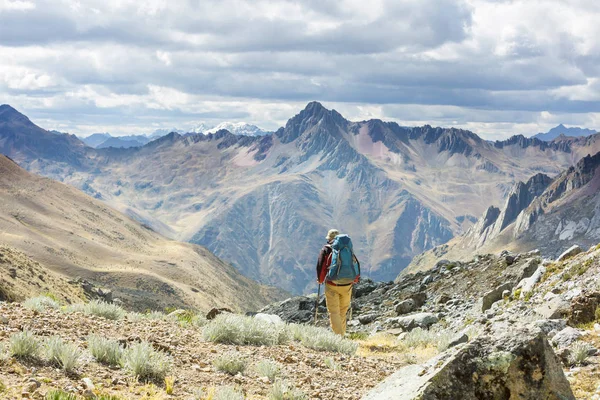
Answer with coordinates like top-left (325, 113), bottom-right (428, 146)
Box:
top-left (324, 283), bottom-right (353, 336)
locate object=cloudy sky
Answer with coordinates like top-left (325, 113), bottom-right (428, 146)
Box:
top-left (0, 0), bottom-right (599, 139)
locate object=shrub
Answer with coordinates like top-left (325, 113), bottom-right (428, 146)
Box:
top-left (84, 300), bottom-right (125, 320)
top-left (267, 380), bottom-right (307, 400)
top-left (595, 306), bottom-right (600, 322)
top-left (63, 303), bottom-right (86, 314)
top-left (568, 341), bottom-right (591, 366)
top-left (87, 334), bottom-right (124, 366)
top-left (203, 314), bottom-right (288, 346)
top-left (97, 395), bottom-right (124, 400)
top-left (122, 341), bottom-right (171, 382)
top-left (292, 325), bottom-right (358, 355)
top-left (0, 379), bottom-right (5, 393)
top-left (214, 386), bottom-right (245, 400)
top-left (347, 331), bottom-right (369, 340)
top-left (24, 296), bottom-right (60, 312)
top-left (45, 336), bottom-right (81, 373)
top-left (254, 359), bottom-right (281, 381)
top-left (9, 330), bottom-right (40, 359)
top-left (324, 357), bottom-right (341, 371)
top-left (402, 328), bottom-right (452, 352)
top-left (45, 390), bottom-right (78, 400)
top-left (213, 352), bottom-right (248, 375)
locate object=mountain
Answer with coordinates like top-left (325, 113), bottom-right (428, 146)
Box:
top-left (189, 123), bottom-right (213, 134)
top-left (96, 135), bottom-right (151, 149)
top-left (0, 154), bottom-right (285, 310)
top-left (148, 128), bottom-right (185, 138)
top-left (406, 150), bottom-right (600, 273)
top-left (4, 102), bottom-right (600, 294)
top-left (81, 133), bottom-right (111, 147)
top-left (205, 122), bottom-right (268, 136)
top-left (532, 124), bottom-right (597, 141)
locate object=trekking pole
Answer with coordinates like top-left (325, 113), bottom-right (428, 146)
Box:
top-left (314, 283), bottom-right (322, 325)
top-left (347, 285), bottom-right (354, 323)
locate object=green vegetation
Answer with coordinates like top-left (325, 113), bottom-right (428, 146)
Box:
top-left (569, 342), bottom-right (591, 366)
top-left (23, 296), bottom-right (60, 312)
top-left (203, 314), bottom-right (289, 346)
top-left (254, 359), bottom-right (282, 381)
top-left (347, 331), bottom-right (369, 340)
top-left (268, 380), bottom-right (307, 400)
top-left (213, 352), bottom-right (248, 375)
top-left (523, 290), bottom-right (534, 302)
top-left (87, 334), bottom-right (124, 366)
top-left (402, 327), bottom-right (452, 352)
top-left (122, 341), bottom-right (171, 382)
top-left (595, 306), bottom-right (600, 321)
top-left (84, 300), bottom-right (126, 320)
top-left (44, 336), bottom-right (81, 373)
top-left (45, 391), bottom-right (78, 400)
top-left (324, 357), bottom-right (341, 371)
top-left (9, 330), bottom-right (40, 359)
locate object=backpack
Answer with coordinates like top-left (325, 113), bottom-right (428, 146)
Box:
top-left (327, 234), bottom-right (360, 282)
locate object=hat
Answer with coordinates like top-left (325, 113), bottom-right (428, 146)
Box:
top-left (326, 229), bottom-right (339, 241)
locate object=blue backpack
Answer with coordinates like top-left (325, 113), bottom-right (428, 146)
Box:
top-left (327, 234), bottom-right (360, 282)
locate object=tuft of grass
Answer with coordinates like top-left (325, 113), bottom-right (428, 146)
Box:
top-left (122, 341), bottom-right (171, 382)
top-left (0, 379), bottom-right (5, 393)
top-left (254, 359), bottom-right (281, 381)
top-left (214, 386), bottom-right (245, 400)
top-left (513, 288), bottom-right (522, 299)
top-left (165, 376), bottom-right (175, 395)
top-left (267, 380), bottom-right (307, 400)
top-left (45, 336), bottom-right (81, 373)
top-left (24, 296), bottom-right (60, 312)
top-left (595, 306), bottom-right (600, 322)
top-left (569, 341), bottom-right (591, 366)
top-left (214, 352), bottom-right (248, 375)
top-left (84, 300), bottom-right (125, 320)
top-left (324, 357), bottom-right (341, 371)
top-left (347, 331), bottom-right (369, 340)
top-left (63, 303), bottom-right (86, 314)
top-left (203, 314), bottom-right (288, 346)
top-left (402, 328), bottom-right (452, 351)
top-left (45, 390), bottom-right (79, 400)
top-left (97, 395), bottom-right (124, 400)
top-left (87, 334), bottom-right (124, 366)
top-left (9, 330), bottom-right (40, 359)
top-left (289, 324), bottom-right (358, 355)
top-left (523, 290), bottom-right (534, 302)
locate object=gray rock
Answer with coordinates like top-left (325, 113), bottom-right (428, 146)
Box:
top-left (422, 275), bottom-right (433, 285)
top-left (535, 296), bottom-right (570, 319)
top-left (517, 265), bottom-right (546, 298)
top-left (358, 313), bottom-right (379, 325)
top-left (517, 258), bottom-right (540, 282)
top-left (533, 319), bottom-right (567, 335)
top-left (353, 279), bottom-right (379, 298)
top-left (556, 245), bottom-right (583, 262)
top-left (482, 282), bottom-right (513, 312)
top-left (385, 313), bottom-right (439, 331)
top-left (447, 332), bottom-right (468, 348)
top-left (552, 327), bottom-right (582, 348)
top-left (395, 299), bottom-right (416, 316)
top-left (362, 326), bottom-right (575, 400)
top-left (0, 315), bottom-right (8, 324)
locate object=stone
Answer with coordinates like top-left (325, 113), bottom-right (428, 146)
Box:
top-left (358, 313), bottom-right (379, 325)
top-left (206, 307), bottom-right (233, 320)
top-left (447, 332), bottom-right (468, 348)
top-left (254, 313), bottom-right (284, 325)
top-left (362, 326), bottom-right (575, 400)
top-left (552, 327), bottom-right (582, 348)
top-left (422, 275), bottom-right (433, 285)
top-left (409, 292), bottom-right (427, 308)
top-left (517, 258), bottom-right (540, 282)
top-left (556, 245), bottom-right (583, 262)
top-left (385, 313), bottom-right (438, 331)
top-left (568, 291), bottom-right (600, 326)
top-left (353, 279), bottom-right (379, 298)
top-left (395, 299), bottom-right (416, 316)
top-left (533, 319), bottom-right (567, 335)
top-left (517, 265), bottom-right (546, 298)
top-left (534, 296), bottom-right (570, 319)
top-left (482, 282), bottom-right (513, 312)
top-left (0, 315), bottom-right (8, 324)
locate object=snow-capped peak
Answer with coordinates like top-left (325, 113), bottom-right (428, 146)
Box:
top-left (205, 122), bottom-right (267, 137)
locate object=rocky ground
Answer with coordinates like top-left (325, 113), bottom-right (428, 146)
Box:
top-left (0, 303), bottom-right (413, 400)
top-left (262, 244), bottom-right (600, 399)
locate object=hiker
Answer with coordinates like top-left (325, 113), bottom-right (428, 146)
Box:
top-left (316, 229), bottom-right (360, 336)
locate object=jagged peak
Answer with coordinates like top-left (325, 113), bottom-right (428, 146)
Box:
top-left (0, 104), bottom-right (33, 125)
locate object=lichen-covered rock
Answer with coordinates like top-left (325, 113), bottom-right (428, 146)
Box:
top-left (556, 245), bottom-right (583, 262)
top-left (362, 326), bottom-right (574, 400)
top-left (385, 313), bottom-right (438, 331)
top-left (568, 291), bottom-right (600, 326)
top-left (395, 299), bottom-right (416, 316)
top-left (535, 296), bottom-right (570, 320)
top-left (482, 282), bottom-right (513, 312)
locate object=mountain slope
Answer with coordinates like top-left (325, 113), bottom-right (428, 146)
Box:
top-left (532, 124), bottom-right (597, 141)
top-left (4, 103), bottom-right (600, 293)
top-left (80, 133), bottom-right (111, 147)
top-left (406, 150), bottom-right (600, 273)
top-left (0, 154), bottom-right (285, 311)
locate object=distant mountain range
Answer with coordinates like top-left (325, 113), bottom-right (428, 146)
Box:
top-left (532, 124), bottom-right (597, 141)
top-left (3, 102), bottom-right (600, 293)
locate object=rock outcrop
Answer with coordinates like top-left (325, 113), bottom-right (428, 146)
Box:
top-left (362, 326), bottom-right (574, 400)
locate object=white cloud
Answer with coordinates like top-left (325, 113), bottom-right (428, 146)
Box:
top-left (0, 0), bottom-right (35, 11)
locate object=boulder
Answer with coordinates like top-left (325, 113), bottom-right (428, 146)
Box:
top-left (568, 291), bottom-right (600, 326)
top-left (535, 297), bottom-right (570, 320)
top-left (362, 326), bottom-right (574, 400)
top-left (533, 319), bottom-right (567, 335)
top-left (517, 258), bottom-right (540, 282)
top-left (516, 265), bottom-right (546, 298)
top-left (447, 332), bottom-right (468, 348)
top-left (385, 313), bottom-right (438, 331)
top-left (395, 299), bottom-right (416, 316)
top-left (353, 279), bottom-right (379, 298)
top-left (254, 313), bottom-right (284, 325)
top-left (358, 313), bottom-right (379, 325)
top-left (409, 292), bottom-right (428, 308)
top-left (556, 245), bottom-right (583, 262)
top-left (551, 327), bottom-right (582, 349)
top-left (482, 282), bottom-right (513, 312)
